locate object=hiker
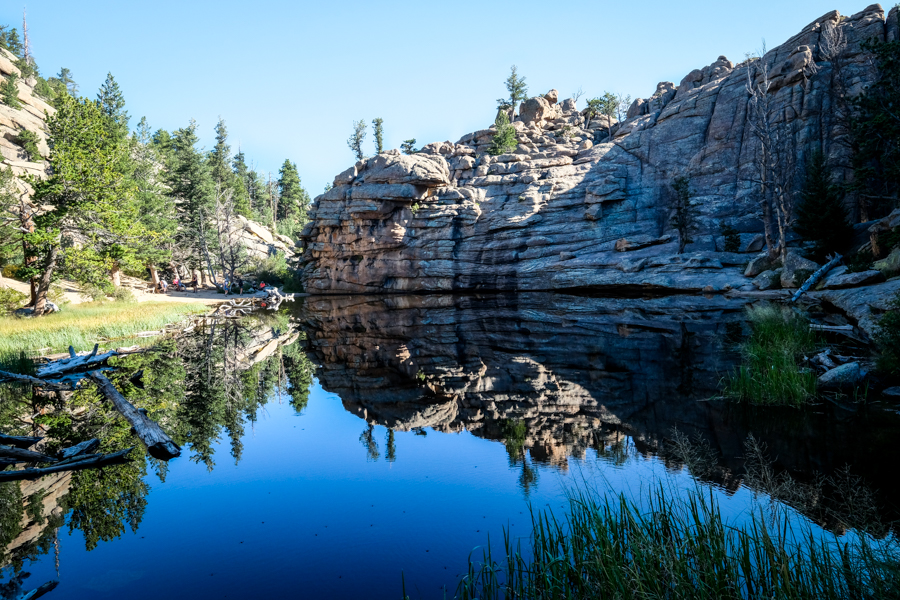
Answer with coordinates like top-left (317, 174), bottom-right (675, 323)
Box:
top-left (159, 279), bottom-right (168, 294)
top-left (189, 274), bottom-right (198, 293)
top-left (259, 281), bottom-right (267, 291)
top-left (236, 276), bottom-right (244, 295)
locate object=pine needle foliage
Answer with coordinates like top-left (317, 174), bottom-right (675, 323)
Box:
top-left (795, 152), bottom-right (853, 262)
top-left (488, 111), bottom-right (517, 156)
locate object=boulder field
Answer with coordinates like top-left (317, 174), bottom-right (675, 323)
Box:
top-left (299, 5), bottom-right (893, 297)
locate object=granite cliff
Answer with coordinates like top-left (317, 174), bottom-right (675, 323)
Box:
top-left (299, 5), bottom-right (892, 294)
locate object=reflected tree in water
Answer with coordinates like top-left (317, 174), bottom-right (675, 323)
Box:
top-left (385, 429), bottom-right (396, 463)
top-left (359, 424), bottom-right (380, 461)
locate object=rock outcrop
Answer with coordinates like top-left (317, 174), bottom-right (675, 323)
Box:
top-left (300, 6), bottom-right (891, 295)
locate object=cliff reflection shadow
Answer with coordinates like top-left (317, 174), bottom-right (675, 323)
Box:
top-left (297, 293), bottom-right (900, 530)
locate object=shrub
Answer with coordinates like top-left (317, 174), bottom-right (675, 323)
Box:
top-left (112, 286), bottom-right (136, 303)
top-left (724, 304), bottom-right (818, 405)
top-left (1, 74), bottom-right (21, 109)
top-left (250, 254), bottom-right (303, 293)
top-left (79, 284), bottom-right (109, 303)
top-left (488, 111), bottom-right (517, 156)
top-left (0, 286), bottom-right (27, 315)
top-left (721, 223), bottom-right (741, 252)
top-left (14, 129), bottom-right (41, 161)
top-left (2, 264), bottom-right (21, 279)
top-left (846, 249), bottom-right (875, 273)
top-left (48, 284), bottom-right (70, 307)
top-left (875, 294), bottom-right (900, 375)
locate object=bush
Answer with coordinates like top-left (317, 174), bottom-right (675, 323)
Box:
top-left (48, 284), bottom-right (70, 307)
top-left (251, 254), bottom-right (303, 292)
top-left (875, 294), bottom-right (900, 375)
top-left (112, 286), bottom-right (136, 303)
top-left (846, 249), bottom-right (875, 273)
top-left (2, 264), bottom-right (21, 279)
top-left (721, 223), bottom-right (741, 252)
top-left (488, 111), bottom-right (517, 156)
top-left (14, 129), bottom-right (41, 161)
top-left (79, 284), bottom-right (109, 303)
top-left (0, 286), bottom-right (27, 315)
top-left (724, 304), bottom-right (818, 405)
top-left (1, 74), bottom-right (21, 109)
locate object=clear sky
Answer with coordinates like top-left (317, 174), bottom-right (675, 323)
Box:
top-left (0, 1), bottom-right (882, 195)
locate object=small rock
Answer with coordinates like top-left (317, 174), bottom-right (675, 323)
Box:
top-left (544, 89), bottom-right (559, 105)
top-left (751, 269), bottom-right (782, 290)
top-left (579, 140), bottom-right (593, 151)
top-left (818, 362), bottom-right (863, 390)
top-left (559, 251), bottom-right (576, 261)
top-left (745, 234), bottom-right (766, 253)
top-left (882, 386), bottom-right (900, 398)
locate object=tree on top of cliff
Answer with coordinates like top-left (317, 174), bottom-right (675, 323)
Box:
top-left (0, 27), bottom-right (22, 57)
top-left (348, 119), bottom-right (366, 161)
top-left (96, 73), bottom-right (130, 141)
top-left (372, 118), bottom-right (384, 155)
top-left (401, 139), bottom-right (417, 155)
top-left (499, 65), bottom-right (528, 118)
top-left (488, 111), bottom-right (517, 156)
top-left (794, 152), bottom-right (852, 262)
top-left (852, 38), bottom-right (900, 220)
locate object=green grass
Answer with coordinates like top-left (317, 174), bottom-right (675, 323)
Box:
top-left (0, 301), bottom-right (207, 356)
top-left (724, 305), bottom-right (818, 406)
top-left (454, 485), bottom-right (900, 600)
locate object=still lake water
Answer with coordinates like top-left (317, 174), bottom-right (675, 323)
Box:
top-left (1, 293), bottom-right (899, 599)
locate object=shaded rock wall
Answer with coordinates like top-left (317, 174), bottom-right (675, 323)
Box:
top-left (300, 6), bottom-right (892, 294)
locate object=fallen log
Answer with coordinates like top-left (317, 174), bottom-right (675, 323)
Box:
top-left (18, 580), bottom-right (59, 600)
top-left (58, 438), bottom-right (100, 460)
top-left (0, 370), bottom-right (71, 390)
top-left (35, 344), bottom-right (117, 379)
top-left (810, 324), bottom-right (855, 332)
top-left (0, 447), bottom-right (133, 482)
top-left (0, 445), bottom-right (57, 463)
top-left (0, 433), bottom-right (42, 449)
top-left (791, 254), bottom-right (842, 302)
top-left (87, 372), bottom-right (181, 460)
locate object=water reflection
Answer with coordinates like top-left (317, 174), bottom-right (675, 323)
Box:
top-left (295, 293), bottom-right (900, 532)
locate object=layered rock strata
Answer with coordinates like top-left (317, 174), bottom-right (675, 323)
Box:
top-left (300, 5), bottom-right (892, 294)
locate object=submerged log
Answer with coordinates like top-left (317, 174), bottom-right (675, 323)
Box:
top-left (0, 370), bottom-right (71, 390)
top-left (58, 438), bottom-right (100, 460)
top-left (18, 580), bottom-right (59, 600)
top-left (791, 254), bottom-right (842, 302)
top-left (35, 344), bottom-right (118, 379)
top-left (0, 445), bottom-right (57, 463)
top-left (0, 433), bottom-right (42, 449)
top-left (0, 447), bottom-right (133, 482)
top-left (87, 372), bottom-right (181, 460)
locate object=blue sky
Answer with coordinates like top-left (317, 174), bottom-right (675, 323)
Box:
top-left (0, 1), bottom-right (881, 195)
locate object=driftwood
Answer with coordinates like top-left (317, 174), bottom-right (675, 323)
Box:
top-left (87, 372), bottom-right (181, 460)
top-left (17, 580), bottom-right (59, 600)
top-left (791, 254), bottom-right (842, 302)
top-left (35, 344), bottom-right (117, 379)
top-left (0, 433), bottom-right (42, 449)
top-left (811, 324), bottom-right (855, 332)
top-left (0, 445), bottom-right (57, 463)
top-left (0, 447), bottom-right (133, 482)
top-left (0, 369), bottom-right (71, 390)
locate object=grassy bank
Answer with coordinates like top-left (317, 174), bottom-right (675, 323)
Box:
top-left (724, 305), bottom-right (818, 405)
top-left (0, 301), bottom-right (207, 356)
top-left (453, 485), bottom-right (899, 600)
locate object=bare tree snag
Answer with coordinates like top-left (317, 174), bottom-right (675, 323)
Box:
top-left (0, 448), bottom-right (133, 482)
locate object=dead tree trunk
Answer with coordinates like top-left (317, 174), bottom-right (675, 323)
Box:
top-left (87, 372), bottom-right (181, 460)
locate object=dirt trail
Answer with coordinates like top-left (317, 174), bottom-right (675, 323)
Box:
top-left (0, 278), bottom-right (233, 307)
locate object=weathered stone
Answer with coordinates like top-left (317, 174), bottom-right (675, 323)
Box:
top-left (780, 252), bottom-right (820, 289)
top-left (751, 269), bottom-right (782, 290)
top-left (821, 269), bottom-right (885, 290)
top-left (882, 386), bottom-right (900, 398)
top-left (745, 254), bottom-right (781, 278)
top-left (818, 363), bottom-right (863, 390)
top-left (544, 89), bottom-right (559, 104)
top-left (874, 247), bottom-right (900, 277)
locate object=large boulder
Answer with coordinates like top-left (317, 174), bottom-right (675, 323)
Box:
top-left (818, 362), bottom-right (863, 390)
top-left (780, 252), bottom-right (820, 288)
top-left (751, 269), bottom-right (782, 290)
top-left (874, 247), bottom-right (900, 277)
top-left (744, 253), bottom-right (781, 278)
top-left (821, 269), bottom-right (885, 290)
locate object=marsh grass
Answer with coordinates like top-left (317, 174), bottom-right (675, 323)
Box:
top-left (0, 301), bottom-right (207, 357)
top-left (724, 305), bottom-right (818, 405)
top-left (456, 484), bottom-right (900, 600)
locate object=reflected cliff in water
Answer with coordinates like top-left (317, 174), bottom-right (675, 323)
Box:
top-left (296, 293), bottom-right (900, 530)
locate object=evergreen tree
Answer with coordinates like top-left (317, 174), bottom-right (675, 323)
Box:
top-left (277, 160), bottom-right (310, 235)
top-left (347, 119), bottom-right (366, 161)
top-left (130, 117), bottom-right (177, 271)
top-left (372, 118), bottom-right (384, 154)
top-left (57, 68), bottom-right (78, 96)
top-left (4, 28), bottom-right (22, 57)
top-left (208, 118), bottom-right (250, 217)
top-left (488, 111), bottom-right (517, 156)
top-left (501, 65), bottom-right (528, 116)
top-left (669, 176), bottom-right (699, 254)
top-left (96, 73), bottom-right (129, 141)
top-left (169, 120), bottom-right (214, 275)
top-left (795, 152), bottom-right (853, 261)
top-left (1, 74), bottom-right (21, 109)
top-left (401, 139), bottom-right (417, 155)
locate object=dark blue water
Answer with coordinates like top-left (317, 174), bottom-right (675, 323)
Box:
top-left (2, 293), bottom-right (898, 599)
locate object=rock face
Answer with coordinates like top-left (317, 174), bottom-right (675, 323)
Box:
top-left (0, 48), bottom-right (54, 182)
top-left (300, 6), bottom-right (891, 295)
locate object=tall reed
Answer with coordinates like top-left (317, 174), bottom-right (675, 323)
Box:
top-left (724, 304), bottom-right (818, 405)
top-left (456, 484), bottom-right (899, 600)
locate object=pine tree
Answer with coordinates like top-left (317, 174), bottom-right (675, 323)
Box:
top-left (502, 65), bottom-right (528, 116)
top-left (96, 73), bottom-right (130, 140)
top-left (208, 118), bottom-right (250, 217)
top-left (401, 139), bottom-right (417, 155)
top-left (5, 28), bottom-right (22, 57)
top-left (488, 111), bottom-right (517, 156)
top-left (795, 152), bottom-right (853, 261)
top-left (348, 120), bottom-right (366, 161)
top-left (169, 120), bottom-right (215, 274)
top-left (669, 176), bottom-right (699, 254)
top-left (277, 159), bottom-right (311, 236)
top-left (1, 74), bottom-right (21, 109)
top-left (57, 68), bottom-right (78, 96)
top-left (372, 118), bottom-right (384, 154)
